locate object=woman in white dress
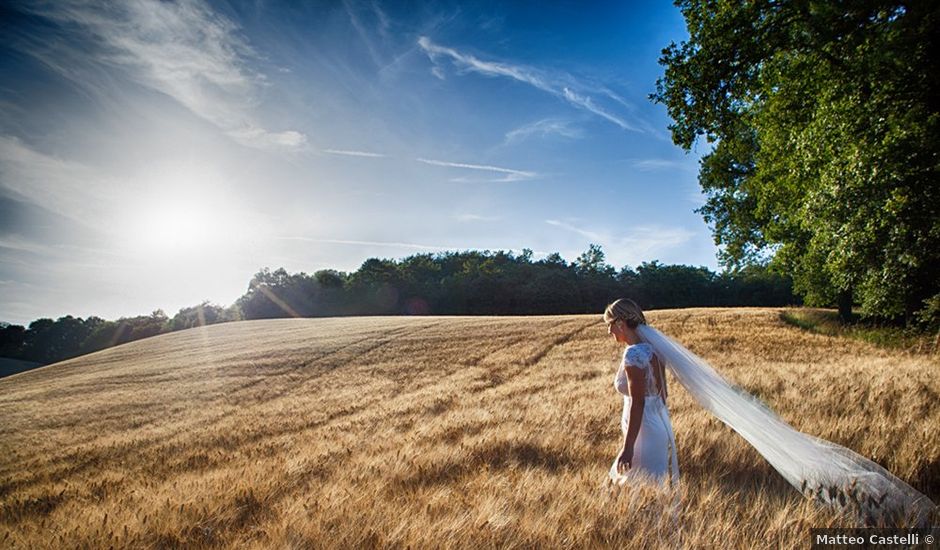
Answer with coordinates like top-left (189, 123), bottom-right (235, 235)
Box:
top-left (606, 298), bottom-right (679, 487)
top-left (601, 298), bottom-right (936, 527)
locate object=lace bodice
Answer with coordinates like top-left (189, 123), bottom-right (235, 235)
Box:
top-left (613, 343), bottom-right (663, 398)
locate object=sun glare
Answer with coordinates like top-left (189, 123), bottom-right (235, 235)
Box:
top-left (136, 201), bottom-right (214, 252)
top-left (114, 165), bottom-right (243, 259)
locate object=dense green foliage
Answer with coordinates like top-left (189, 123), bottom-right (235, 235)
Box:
top-left (0, 311), bottom-right (174, 365)
top-left (0, 246), bottom-right (797, 366)
top-left (235, 247), bottom-right (795, 319)
top-left (652, 0), bottom-right (940, 326)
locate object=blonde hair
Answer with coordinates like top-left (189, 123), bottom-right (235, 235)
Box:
top-left (604, 298), bottom-right (646, 328)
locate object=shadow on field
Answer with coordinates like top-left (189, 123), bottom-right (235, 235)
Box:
top-left (910, 459), bottom-right (940, 502)
top-left (391, 440), bottom-right (576, 489)
top-left (683, 449), bottom-right (938, 512)
top-left (0, 491), bottom-right (66, 524)
top-left (681, 449), bottom-right (800, 506)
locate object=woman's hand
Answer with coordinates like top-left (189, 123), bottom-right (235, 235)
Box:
top-left (616, 447), bottom-right (633, 474)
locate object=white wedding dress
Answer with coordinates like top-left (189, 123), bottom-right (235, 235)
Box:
top-left (609, 342), bottom-right (680, 486)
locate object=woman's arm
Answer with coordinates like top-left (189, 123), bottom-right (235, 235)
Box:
top-left (619, 365), bottom-right (646, 468)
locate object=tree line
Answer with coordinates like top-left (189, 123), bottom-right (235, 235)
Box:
top-left (0, 245), bottom-right (797, 366)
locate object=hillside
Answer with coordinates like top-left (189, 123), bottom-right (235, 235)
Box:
top-left (0, 308), bottom-right (937, 548)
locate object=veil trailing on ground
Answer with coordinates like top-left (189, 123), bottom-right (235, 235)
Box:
top-left (636, 324), bottom-right (936, 527)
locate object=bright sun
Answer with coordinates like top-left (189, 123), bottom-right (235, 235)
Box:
top-left (136, 201), bottom-right (215, 252)
top-left (114, 167), bottom-right (240, 259)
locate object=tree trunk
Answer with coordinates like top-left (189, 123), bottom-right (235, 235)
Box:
top-left (837, 288), bottom-right (854, 323)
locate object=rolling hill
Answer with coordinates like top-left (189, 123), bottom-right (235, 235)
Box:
top-left (0, 308), bottom-right (936, 548)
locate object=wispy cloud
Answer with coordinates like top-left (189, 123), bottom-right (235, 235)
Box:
top-left (504, 118), bottom-right (583, 144)
top-left (416, 157), bottom-right (537, 182)
top-left (418, 37), bottom-right (546, 88)
top-left (418, 36), bottom-right (645, 133)
top-left (455, 213), bottom-right (500, 222)
top-left (0, 136), bottom-right (114, 228)
top-left (0, 236), bottom-right (62, 257)
top-left (545, 219), bottom-right (696, 266)
top-left (560, 87), bottom-right (635, 132)
top-left (600, 87), bottom-right (634, 110)
top-left (277, 236), bottom-right (459, 253)
top-left (685, 187), bottom-right (708, 207)
top-left (545, 219), bottom-right (605, 242)
top-left (19, 0), bottom-right (306, 152)
top-left (342, 0), bottom-right (383, 67)
top-left (629, 158), bottom-right (697, 172)
top-left (278, 236), bottom-right (543, 259)
top-left (0, 235), bottom-right (121, 266)
top-left (229, 127), bottom-right (308, 151)
top-left (323, 149), bottom-right (388, 158)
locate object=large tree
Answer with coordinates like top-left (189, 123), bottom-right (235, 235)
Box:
top-left (653, 0), bottom-right (939, 325)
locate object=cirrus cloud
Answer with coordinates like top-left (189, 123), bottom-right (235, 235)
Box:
top-left (17, 0), bottom-right (307, 152)
top-left (418, 36), bottom-right (647, 133)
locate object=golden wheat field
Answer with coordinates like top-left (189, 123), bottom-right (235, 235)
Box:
top-left (0, 307), bottom-right (937, 549)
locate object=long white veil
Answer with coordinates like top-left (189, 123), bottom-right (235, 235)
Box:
top-left (636, 324), bottom-right (936, 527)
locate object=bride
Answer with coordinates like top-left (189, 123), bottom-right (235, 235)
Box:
top-left (603, 298), bottom-right (936, 527)
top-left (606, 299), bottom-right (679, 486)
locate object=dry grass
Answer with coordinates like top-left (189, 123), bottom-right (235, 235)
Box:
top-left (780, 307), bottom-right (940, 355)
top-left (0, 307), bottom-right (937, 549)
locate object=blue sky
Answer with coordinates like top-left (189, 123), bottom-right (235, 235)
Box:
top-left (0, 0), bottom-right (716, 325)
